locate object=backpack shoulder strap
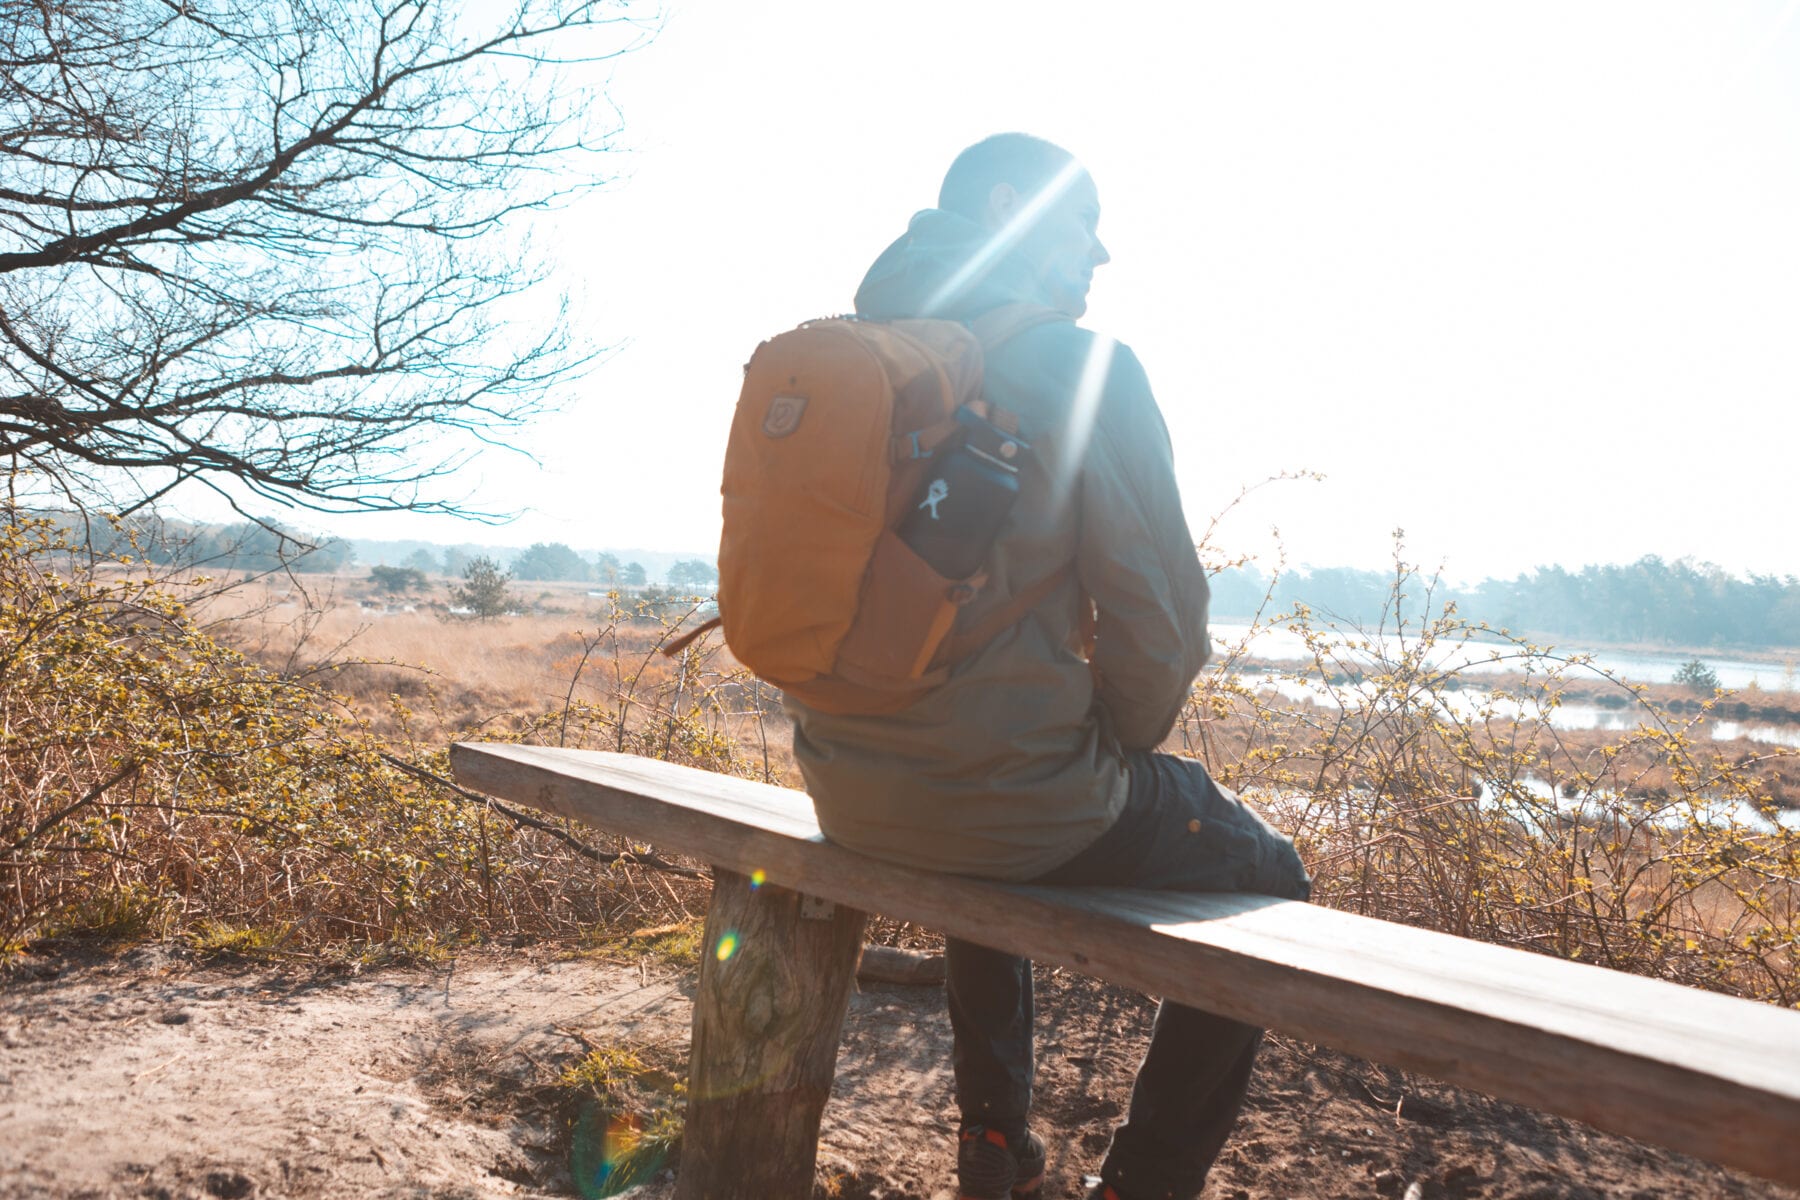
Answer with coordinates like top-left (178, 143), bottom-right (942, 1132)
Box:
top-left (885, 305), bottom-right (1063, 459)
top-left (934, 304), bottom-right (1080, 664)
top-left (968, 302), bottom-right (1065, 351)
top-left (661, 615), bottom-right (720, 659)
top-left (967, 303), bottom-right (1064, 435)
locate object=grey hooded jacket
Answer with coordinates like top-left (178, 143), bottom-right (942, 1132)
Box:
top-left (786, 209), bottom-right (1212, 881)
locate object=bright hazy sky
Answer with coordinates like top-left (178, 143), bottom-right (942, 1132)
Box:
top-left (317, 1), bottom-right (1800, 582)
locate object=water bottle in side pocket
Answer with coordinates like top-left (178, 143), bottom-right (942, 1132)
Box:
top-left (896, 407), bottom-right (1028, 580)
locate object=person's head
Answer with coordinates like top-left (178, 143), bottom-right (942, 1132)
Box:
top-left (938, 133), bottom-right (1110, 318)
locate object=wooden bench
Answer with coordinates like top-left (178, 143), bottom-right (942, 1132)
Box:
top-left (450, 742), bottom-right (1800, 1198)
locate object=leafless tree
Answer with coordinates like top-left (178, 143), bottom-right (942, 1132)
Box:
top-left (0, 0), bottom-right (651, 520)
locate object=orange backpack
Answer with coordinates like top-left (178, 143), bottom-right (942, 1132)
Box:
top-left (666, 303), bottom-right (1069, 715)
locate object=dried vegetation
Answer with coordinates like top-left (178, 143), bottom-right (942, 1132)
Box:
top-left (2, 506), bottom-right (1794, 1007)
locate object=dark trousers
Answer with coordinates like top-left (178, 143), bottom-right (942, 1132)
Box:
top-left (946, 752), bottom-right (1311, 1200)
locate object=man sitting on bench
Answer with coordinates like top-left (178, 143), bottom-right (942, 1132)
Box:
top-left (783, 133), bottom-right (1312, 1200)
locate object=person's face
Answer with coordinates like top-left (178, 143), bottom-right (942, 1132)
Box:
top-left (987, 169), bottom-right (1110, 318)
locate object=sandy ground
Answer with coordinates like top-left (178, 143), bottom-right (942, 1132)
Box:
top-left (2, 943), bottom-right (1795, 1200)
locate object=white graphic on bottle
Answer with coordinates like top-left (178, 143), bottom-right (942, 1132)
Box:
top-left (918, 478), bottom-right (949, 520)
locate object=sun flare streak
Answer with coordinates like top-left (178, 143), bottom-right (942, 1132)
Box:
top-left (920, 157), bottom-right (1087, 316)
top-left (1051, 333), bottom-right (1117, 516)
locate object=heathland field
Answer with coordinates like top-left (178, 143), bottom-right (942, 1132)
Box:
top-left (7, 534), bottom-right (1797, 1007)
top-left (5, 525), bottom-right (1800, 1199)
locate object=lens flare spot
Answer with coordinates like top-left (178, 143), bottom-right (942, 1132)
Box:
top-left (607, 1114), bottom-right (639, 1150)
top-left (749, 869), bottom-right (766, 889)
top-left (714, 931), bottom-right (739, 962)
top-left (572, 1103), bottom-right (671, 1199)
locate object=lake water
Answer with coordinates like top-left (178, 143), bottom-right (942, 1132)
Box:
top-left (1215, 623), bottom-right (1800, 751)
top-left (1258, 771), bottom-right (1800, 834)
top-left (1208, 622), bottom-right (1800, 834)
top-left (1210, 623), bottom-right (1800, 692)
top-left (1491, 777), bottom-right (1800, 834)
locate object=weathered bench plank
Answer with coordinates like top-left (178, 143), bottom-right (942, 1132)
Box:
top-left (450, 742), bottom-right (1800, 1188)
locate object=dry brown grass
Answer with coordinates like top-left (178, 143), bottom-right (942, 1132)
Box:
top-left (192, 570), bottom-right (815, 802)
top-left (1180, 583), bottom-right (1800, 1004)
top-left (8, 528), bottom-right (1795, 1004)
top-left (189, 564), bottom-right (1799, 1003)
top-left (1, 528), bottom-right (745, 955)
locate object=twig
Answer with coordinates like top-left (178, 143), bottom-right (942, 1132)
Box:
top-left (649, 863), bottom-right (693, 918)
top-left (12, 758), bottom-right (143, 850)
top-left (128, 1053), bottom-right (185, 1085)
top-left (556, 1023), bottom-right (604, 1053)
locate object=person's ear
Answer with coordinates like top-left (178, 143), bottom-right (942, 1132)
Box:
top-left (982, 182), bottom-right (1018, 232)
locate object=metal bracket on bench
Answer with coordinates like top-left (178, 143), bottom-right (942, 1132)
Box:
top-left (799, 893), bottom-right (836, 921)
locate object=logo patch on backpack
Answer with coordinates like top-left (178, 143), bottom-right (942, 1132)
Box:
top-left (762, 393), bottom-right (808, 438)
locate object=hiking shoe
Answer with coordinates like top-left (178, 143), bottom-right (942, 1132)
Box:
top-left (956, 1124), bottom-right (1046, 1199)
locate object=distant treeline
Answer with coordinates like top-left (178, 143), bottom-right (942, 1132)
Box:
top-left (30, 506), bottom-right (1800, 649)
top-left (1211, 556), bottom-right (1800, 650)
top-left (30, 510), bottom-right (714, 589)
top-left (32, 510), bottom-right (353, 574)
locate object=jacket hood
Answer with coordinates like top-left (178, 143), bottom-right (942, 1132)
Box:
top-left (853, 209), bottom-right (1048, 321)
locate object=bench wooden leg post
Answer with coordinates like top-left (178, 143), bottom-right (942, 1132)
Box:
top-left (677, 868), bottom-right (868, 1200)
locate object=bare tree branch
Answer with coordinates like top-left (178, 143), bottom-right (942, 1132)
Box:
top-left (0, 0), bottom-right (656, 518)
